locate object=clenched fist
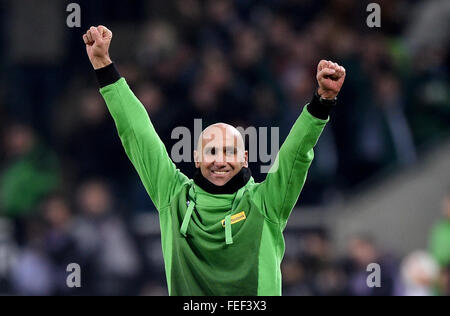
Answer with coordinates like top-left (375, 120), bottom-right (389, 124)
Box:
top-left (83, 25), bottom-right (113, 70)
top-left (316, 60), bottom-right (346, 99)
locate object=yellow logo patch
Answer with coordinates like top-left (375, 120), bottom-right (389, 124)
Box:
top-left (221, 211), bottom-right (246, 227)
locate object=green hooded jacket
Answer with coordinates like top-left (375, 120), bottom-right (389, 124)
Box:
top-left (100, 77), bottom-right (328, 296)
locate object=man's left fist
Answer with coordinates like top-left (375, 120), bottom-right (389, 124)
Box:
top-left (316, 60), bottom-right (346, 99)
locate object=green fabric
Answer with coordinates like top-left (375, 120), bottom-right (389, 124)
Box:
top-left (100, 78), bottom-right (328, 295)
top-left (167, 182), bottom-right (264, 295)
top-left (0, 144), bottom-right (60, 217)
top-left (225, 214), bottom-right (233, 245)
top-left (257, 220), bottom-right (284, 295)
top-left (180, 200), bottom-right (195, 237)
top-left (429, 219), bottom-right (450, 267)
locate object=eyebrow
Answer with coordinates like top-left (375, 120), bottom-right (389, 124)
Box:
top-left (204, 146), bottom-right (237, 152)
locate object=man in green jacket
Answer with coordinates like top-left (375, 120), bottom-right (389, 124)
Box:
top-left (83, 25), bottom-right (346, 296)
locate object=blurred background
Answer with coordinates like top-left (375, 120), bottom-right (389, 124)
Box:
top-left (0, 0), bottom-right (448, 296)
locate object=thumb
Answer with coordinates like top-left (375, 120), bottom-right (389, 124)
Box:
top-left (317, 68), bottom-right (336, 81)
top-left (90, 26), bottom-right (102, 43)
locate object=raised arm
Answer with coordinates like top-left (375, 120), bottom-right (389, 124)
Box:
top-left (253, 60), bottom-right (346, 224)
top-left (83, 26), bottom-right (189, 211)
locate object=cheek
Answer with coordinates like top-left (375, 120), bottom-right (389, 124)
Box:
top-left (228, 162), bottom-right (242, 172)
top-left (201, 154), bottom-right (215, 164)
top-left (200, 162), bottom-right (213, 171)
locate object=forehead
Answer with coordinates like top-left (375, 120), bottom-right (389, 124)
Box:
top-left (200, 125), bottom-right (243, 149)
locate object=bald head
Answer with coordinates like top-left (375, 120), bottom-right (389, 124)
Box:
top-left (196, 123), bottom-right (245, 154)
top-left (194, 122), bottom-right (248, 186)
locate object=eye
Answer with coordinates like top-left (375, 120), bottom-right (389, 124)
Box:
top-left (206, 147), bottom-right (216, 155)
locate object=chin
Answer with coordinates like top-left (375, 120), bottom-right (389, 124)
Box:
top-left (210, 179), bottom-right (228, 186)
top-left (208, 177), bottom-right (231, 186)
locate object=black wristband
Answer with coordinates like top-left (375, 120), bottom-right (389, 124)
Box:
top-left (95, 63), bottom-right (121, 88)
top-left (307, 89), bottom-right (336, 120)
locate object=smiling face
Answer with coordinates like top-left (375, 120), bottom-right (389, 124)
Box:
top-left (194, 123), bottom-right (248, 186)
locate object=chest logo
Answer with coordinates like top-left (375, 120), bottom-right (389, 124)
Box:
top-left (221, 211), bottom-right (246, 227)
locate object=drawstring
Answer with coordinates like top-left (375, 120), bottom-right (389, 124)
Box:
top-left (180, 199), bottom-right (195, 237)
top-left (180, 184), bottom-right (246, 245)
top-left (180, 186), bottom-right (196, 237)
top-left (224, 186), bottom-right (245, 245)
top-left (225, 215), bottom-right (233, 245)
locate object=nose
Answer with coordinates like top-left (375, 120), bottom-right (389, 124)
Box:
top-left (213, 161), bottom-right (227, 168)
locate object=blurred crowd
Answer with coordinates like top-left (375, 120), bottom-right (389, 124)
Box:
top-left (282, 189), bottom-right (450, 296)
top-left (0, 0), bottom-right (448, 295)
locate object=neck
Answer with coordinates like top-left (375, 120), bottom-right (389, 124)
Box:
top-left (194, 167), bottom-right (251, 194)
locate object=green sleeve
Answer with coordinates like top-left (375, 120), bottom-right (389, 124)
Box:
top-left (252, 105), bottom-right (328, 223)
top-left (100, 78), bottom-right (189, 211)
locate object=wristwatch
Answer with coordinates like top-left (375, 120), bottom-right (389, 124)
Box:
top-left (318, 93), bottom-right (337, 106)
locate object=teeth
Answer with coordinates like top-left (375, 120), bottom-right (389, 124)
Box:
top-left (213, 171), bottom-right (228, 174)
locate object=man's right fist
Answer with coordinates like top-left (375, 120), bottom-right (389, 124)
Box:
top-left (83, 25), bottom-right (113, 70)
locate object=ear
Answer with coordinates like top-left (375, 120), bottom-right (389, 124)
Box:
top-left (243, 150), bottom-right (249, 168)
top-left (194, 150), bottom-right (200, 168)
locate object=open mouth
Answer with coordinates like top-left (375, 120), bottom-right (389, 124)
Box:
top-left (211, 170), bottom-right (230, 175)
